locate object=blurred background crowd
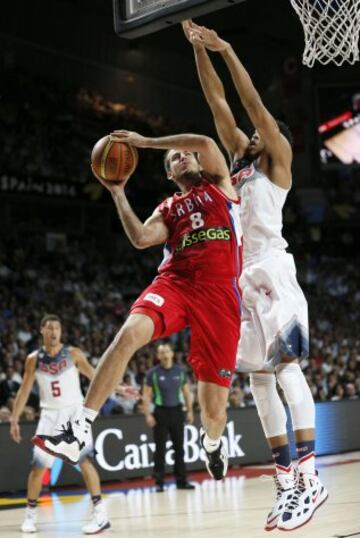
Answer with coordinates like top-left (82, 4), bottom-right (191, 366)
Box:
top-left (1, 233), bottom-right (359, 423)
top-left (0, 65), bottom-right (359, 425)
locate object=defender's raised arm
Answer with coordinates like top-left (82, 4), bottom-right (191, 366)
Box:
top-left (182, 20), bottom-right (249, 161)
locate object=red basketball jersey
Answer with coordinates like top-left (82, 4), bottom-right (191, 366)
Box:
top-left (157, 180), bottom-right (242, 280)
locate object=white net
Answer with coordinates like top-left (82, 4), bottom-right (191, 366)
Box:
top-left (290, 0), bottom-right (360, 67)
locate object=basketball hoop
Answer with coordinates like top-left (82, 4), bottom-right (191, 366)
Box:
top-left (290, 0), bottom-right (360, 67)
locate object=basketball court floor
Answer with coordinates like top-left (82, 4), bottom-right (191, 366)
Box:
top-left (1, 452), bottom-right (359, 537)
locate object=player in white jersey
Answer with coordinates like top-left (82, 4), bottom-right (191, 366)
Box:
top-left (183, 20), bottom-right (328, 531)
top-left (10, 314), bottom-right (111, 535)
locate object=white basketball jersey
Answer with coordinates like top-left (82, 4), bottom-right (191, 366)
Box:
top-left (232, 162), bottom-right (289, 267)
top-left (35, 345), bottom-right (83, 409)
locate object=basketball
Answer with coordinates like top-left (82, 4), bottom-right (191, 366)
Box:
top-left (91, 135), bottom-right (138, 182)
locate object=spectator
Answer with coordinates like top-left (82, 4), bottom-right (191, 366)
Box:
top-left (331, 385), bottom-right (345, 401)
top-left (0, 406), bottom-right (11, 423)
top-left (228, 387), bottom-right (246, 408)
top-left (0, 367), bottom-right (20, 406)
top-left (21, 406), bottom-right (36, 422)
top-left (345, 383), bottom-right (359, 400)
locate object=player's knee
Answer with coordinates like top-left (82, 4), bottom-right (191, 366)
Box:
top-left (250, 373), bottom-right (276, 418)
top-left (276, 362), bottom-right (304, 405)
top-left (275, 362), bottom-right (315, 430)
top-left (250, 372), bottom-right (287, 438)
top-left (31, 465), bottom-right (46, 476)
top-left (113, 319), bottom-right (149, 353)
top-left (79, 457), bottom-right (91, 470)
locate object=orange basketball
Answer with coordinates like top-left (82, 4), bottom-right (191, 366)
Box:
top-left (91, 135), bottom-right (138, 182)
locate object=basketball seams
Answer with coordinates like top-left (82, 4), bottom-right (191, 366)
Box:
top-left (128, 145), bottom-right (138, 176)
top-left (120, 143), bottom-right (137, 179)
top-left (92, 136), bottom-right (138, 181)
top-left (116, 142), bottom-right (124, 180)
top-left (100, 138), bottom-right (113, 180)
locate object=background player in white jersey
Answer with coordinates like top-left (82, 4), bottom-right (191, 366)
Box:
top-left (183, 20), bottom-right (328, 532)
top-left (10, 314), bottom-right (112, 535)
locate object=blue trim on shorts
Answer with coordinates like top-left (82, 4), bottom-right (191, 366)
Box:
top-left (279, 322), bottom-right (309, 358)
top-left (272, 321), bottom-right (309, 366)
top-left (232, 277), bottom-right (242, 314)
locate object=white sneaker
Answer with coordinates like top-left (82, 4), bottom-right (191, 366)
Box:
top-left (277, 472), bottom-right (328, 531)
top-left (82, 503), bottom-right (111, 535)
top-left (21, 507), bottom-right (37, 533)
top-left (32, 418), bottom-right (91, 465)
top-left (264, 473), bottom-right (295, 531)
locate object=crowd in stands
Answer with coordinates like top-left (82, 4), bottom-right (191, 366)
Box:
top-left (0, 65), bottom-right (180, 214)
top-left (0, 66), bottom-right (359, 424)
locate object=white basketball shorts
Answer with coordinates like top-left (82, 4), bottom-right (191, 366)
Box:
top-left (236, 251), bottom-right (309, 373)
top-left (32, 404), bottom-right (94, 468)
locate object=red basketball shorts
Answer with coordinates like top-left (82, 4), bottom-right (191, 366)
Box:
top-left (130, 273), bottom-right (241, 388)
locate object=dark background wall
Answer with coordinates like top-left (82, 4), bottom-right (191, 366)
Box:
top-left (1, 0), bottom-right (358, 187)
top-left (1, 401), bottom-right (359, 493)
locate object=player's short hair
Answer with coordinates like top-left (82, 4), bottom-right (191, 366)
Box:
top-left (164, 150), bottom-right (171, 172)
top-left (40, 314), bottom-right (61, 328)
top-left (157, 340), bottom-right (173, 351)
top-left (276, 120), bottom-right (294, 148)
top-left (163, 150), bottom-right (200, 172)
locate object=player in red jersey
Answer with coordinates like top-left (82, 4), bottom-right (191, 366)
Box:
top-left (33, 130), bottom-right (242, 480)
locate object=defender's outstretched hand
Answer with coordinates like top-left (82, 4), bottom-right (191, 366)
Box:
top-left (110, 130), bottom-right (148, 148)
top-left (182, 19), bottom-right (192, 42)
top-left (182, 19), bottom-right (203, 49)
top-left (187, 23), bottom-right (230, 53)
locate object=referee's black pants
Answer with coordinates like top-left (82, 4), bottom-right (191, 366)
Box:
top-left (153, 405), bottom-right (187, 485)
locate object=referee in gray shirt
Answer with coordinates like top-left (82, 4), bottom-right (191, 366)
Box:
top-left (143, 343), bottom-right (195, 492)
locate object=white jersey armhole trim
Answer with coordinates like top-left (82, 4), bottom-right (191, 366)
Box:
top-left (260, 171), bottom-right (292, 193)
top-left (270, 180), bottom-right (292, 192)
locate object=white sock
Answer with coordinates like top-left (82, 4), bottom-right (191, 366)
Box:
top-left (94, 501), bottom-right (107, 515)
top-left (203, 433), bottom-right (221, 453)
top-left (82, 407), bottom-right (98, 423)
top-left (298, 453), bottom-right (316, 475)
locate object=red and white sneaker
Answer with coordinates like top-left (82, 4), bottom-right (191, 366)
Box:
top-left (32, 418), bottom-right (91, 465)
top-left (265, 473), bottom-right (295, 531)
top-left (277, 472), bottom-right (328, 531)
